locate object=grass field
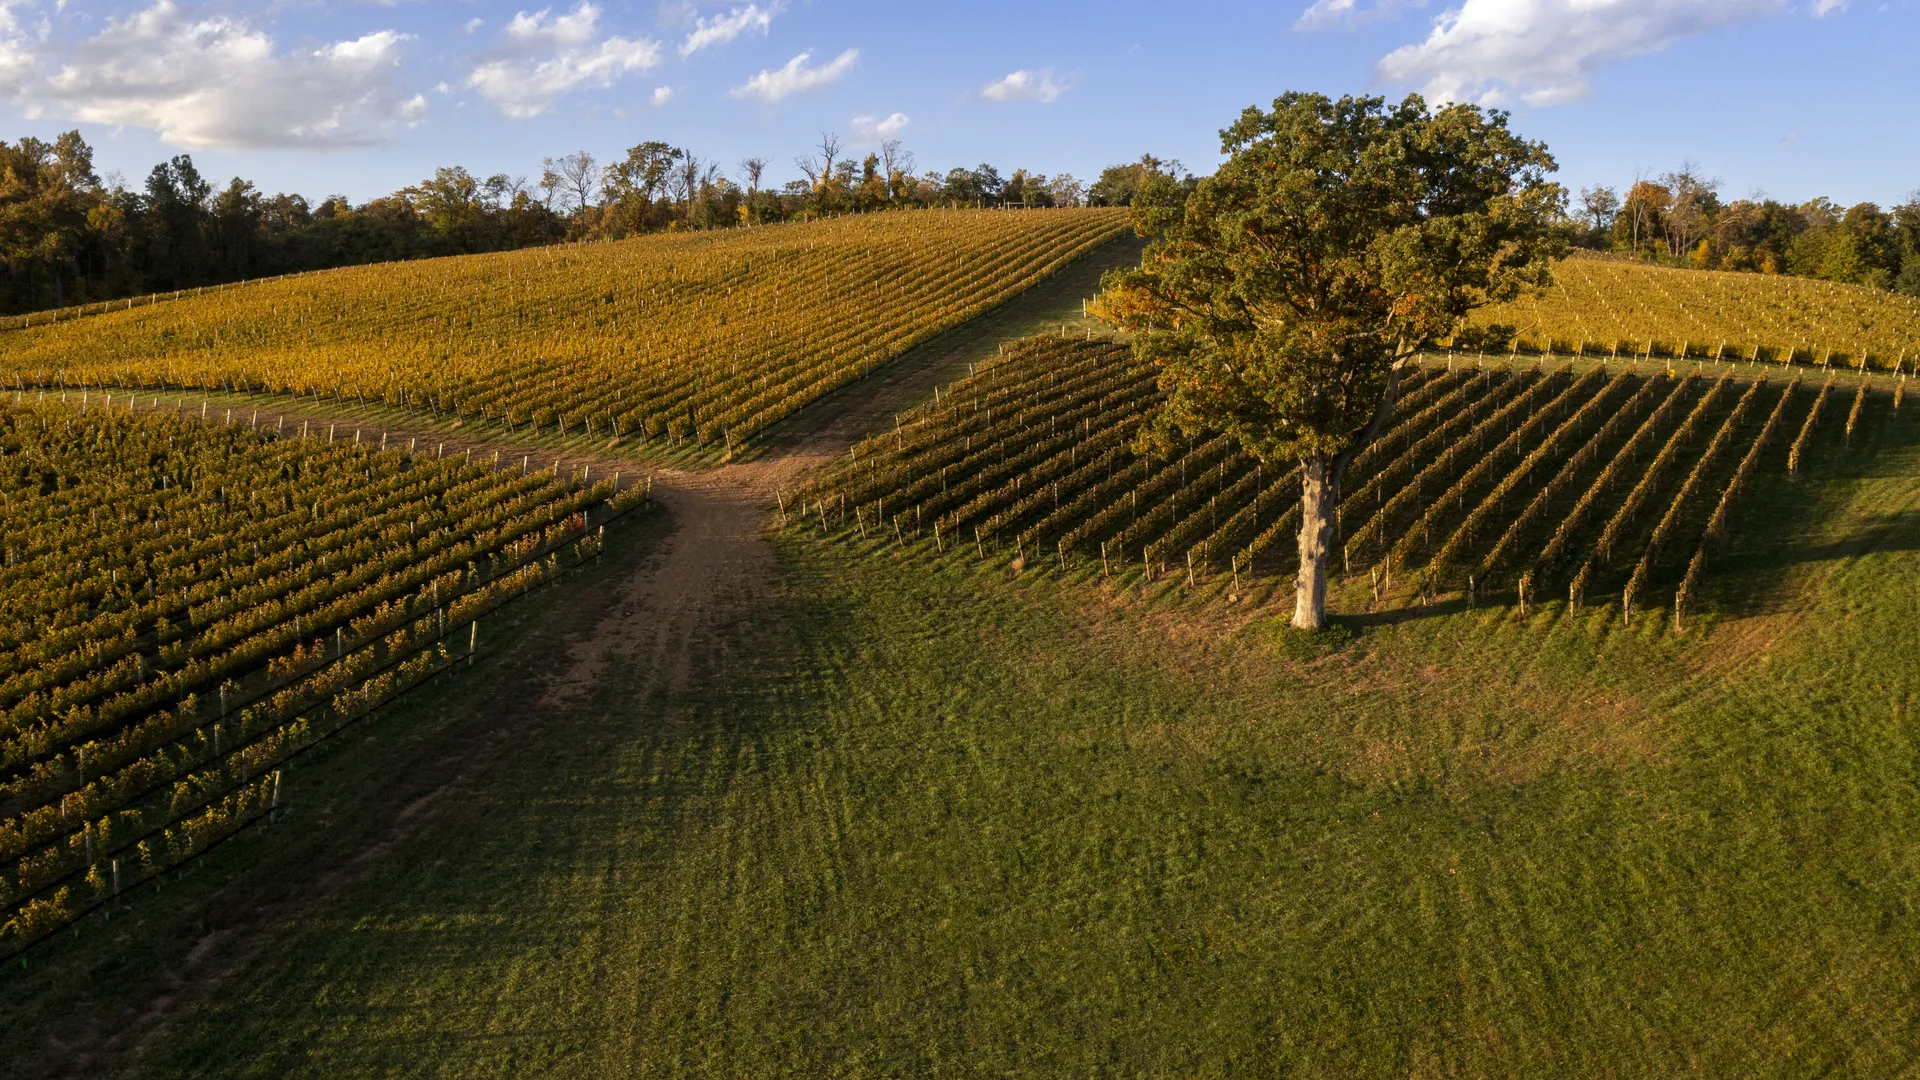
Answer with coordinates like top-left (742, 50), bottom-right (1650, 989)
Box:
top-left (4, 340), bottom-right (1918, 1076)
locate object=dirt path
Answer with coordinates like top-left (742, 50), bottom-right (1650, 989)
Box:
top-left (2, 234), bottom-right (1143, 1080)
top-left (313, 232), bottom-right (1142, 718)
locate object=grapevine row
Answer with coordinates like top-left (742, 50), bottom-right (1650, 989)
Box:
top-left (2, 210), bottom-right (1130, 452)
top-left (0, 399), bottom-right (653, 954)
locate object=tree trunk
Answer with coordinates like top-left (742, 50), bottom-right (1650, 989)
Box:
top-left (1290, 362), bottom-right (1405, 630)
top-left (1293, 455), bottom-right (1335, 630)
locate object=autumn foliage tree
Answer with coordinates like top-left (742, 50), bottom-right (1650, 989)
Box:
top-left (1097, 92), bottom-right (1565, 629)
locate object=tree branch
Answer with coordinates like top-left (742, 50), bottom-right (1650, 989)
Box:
top-left (1330, 351), bottom-right (1405, 492)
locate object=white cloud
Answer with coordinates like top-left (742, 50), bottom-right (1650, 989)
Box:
top-left (729, 48), bottom-right (855, 103)
top-left (466, 3), bottom-right (662, 118)
top-left (1295, 0), bottom-right (1426, 29)
top-left (1376, 0), bottom-right (1807, 107)
top-left (851, 111), bottom-right (907, 141)
top-left (977, 68), bottom-right (1065, 103)
top-left (1812, 0), bottom-right (1847, 13)
top-left (650, 84), bottom-right (672, 106)
top-left (679, 3), bottom-right (778, 56)
top-left (504, 4), bottom-right (600, 47)
top-left (0, 3), bottom-right (32, 99)
top-left (7, 1), bottom-right (419, 150)
top-left (464, 17), bottom-right (484, 33)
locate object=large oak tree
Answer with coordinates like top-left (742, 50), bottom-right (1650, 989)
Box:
top-left (1097, 92), bottom-right (1566, 629)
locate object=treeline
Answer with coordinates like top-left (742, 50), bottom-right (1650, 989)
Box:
top-left (1574, 165), bottom-right (1920, 295)
top-left (513, 140), bottom-right (1173, 235)
top-left (0, 130), bottom-right (1170, 316)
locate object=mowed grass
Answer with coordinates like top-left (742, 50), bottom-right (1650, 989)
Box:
top-left (9, 388), bottom-right (1920, 1076)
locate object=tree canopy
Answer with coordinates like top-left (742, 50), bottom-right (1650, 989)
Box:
top-left (1101, 92), bottom-right (1566, 464)
top-left (1097, 92), bottom-right (1566, 627)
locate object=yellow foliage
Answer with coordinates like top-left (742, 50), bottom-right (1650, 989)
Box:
top-left (0, 209), bottom-right (1126, 448)
top-left (1471, 252), bottom-right (1920, 367)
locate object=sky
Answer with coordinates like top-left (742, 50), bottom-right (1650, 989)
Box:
top-left (0, 0), bottom-right (1914, 208)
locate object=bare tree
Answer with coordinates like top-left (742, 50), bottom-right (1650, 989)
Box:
top-left (541, 151), bottom-right (599, 214)
top-left (480, 173), bottom-right (525, 210)
top-left (794, 132), bottom-right (841, 189)
top-left (879, 138), bottom-right (913, 199)
top-left (738, 157), bottom-right (766, 199)
top-left (674, 152), bottom-right (704, 223)
top-left (1660, 160), bottom-right (1720, 259)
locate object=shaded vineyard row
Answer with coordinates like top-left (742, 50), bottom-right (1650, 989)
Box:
top-left (0, 398), bottom-right (652, 955)
top-left (795, 336), bottom-right (1889, 621)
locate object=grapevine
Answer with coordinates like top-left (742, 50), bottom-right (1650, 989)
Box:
top-left (0, 397), bottom-right (650, 954)
top-left (0, 210), bottom-right (1129, 452)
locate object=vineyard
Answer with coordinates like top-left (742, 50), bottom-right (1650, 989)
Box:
top-left (1470, 252), bottom-right (1920, 369)
top-left (796, 335), bottom-right (1886, 625)
top-left (0, 396), bottom-right (649, 955)
top-left (0, 209), bottom-right (1127, 454)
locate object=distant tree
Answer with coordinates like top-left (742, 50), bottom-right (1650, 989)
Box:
top-left (668, 152), bottom-right (707, 225)
top-left (592, 141), bottom-right (677, 237)
top-left (1003, 169), bottom-right (1051, 208)
top-left (1087, 154), bottom-right (1185, 207)
top-left (1578, 184), bottom-right (1619, 241)
top-left (1614, 178), bottom-right (1669, 257)
top-left (738, 156), bottom-right (766, 199)
top-left (879, 139), bottom-right (913, 201)
top-left (0, 131), bottom-right (102, 306)
top-left (971, 163), bottom-right (1004, 205)
top-left (1804, 202), bottom-right (1902, 289)
top-left (856, 154), bottom-right (889, 210)
top-left (796, 133), bottom-right (844, 214)
top-left (541, 151), bottom-right (599, 216)
top-left (1659, 162), bottom-right (1719, 259)
top-left (1896, 193), bottom-right (1920, 296)
top-left (138, 154), bottom-right (214, 289)
top-left (1047, 173), bottom-right (1086, 208)
top-left (208, 177), bottom-right (266, 275)
top-left (939, 167), bottom-right (981, 206)
top-left (1096, 93), bottom-right (1565, 629)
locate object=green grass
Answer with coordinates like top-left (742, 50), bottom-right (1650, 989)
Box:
top-left (7, 382), bottom-right (1920, 1076)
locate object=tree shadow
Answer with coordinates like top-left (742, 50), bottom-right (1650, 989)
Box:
top-left (1336, 594), bottom-right (1473, 630)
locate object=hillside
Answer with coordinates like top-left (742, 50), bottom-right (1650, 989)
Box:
top-left (7, 344), bottom-right (1918, 1077)
top-left (6, 213), bottom-right (1920, 1078)
top-left (1472, 252), bottom-right (1920, 367)
top-left (0, 209), bottom-right (1128, 452)
top-left (799, 335), bottom-right (1877, 629)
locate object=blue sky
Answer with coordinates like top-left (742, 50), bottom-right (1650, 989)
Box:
top-left (0, 0), bottom-right (1914, 207)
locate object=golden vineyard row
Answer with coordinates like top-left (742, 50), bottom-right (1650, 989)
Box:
top-left (0, 209), bottom-right (1129, 449)
top-left (1470, 253), bottom-right (1920, 368)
